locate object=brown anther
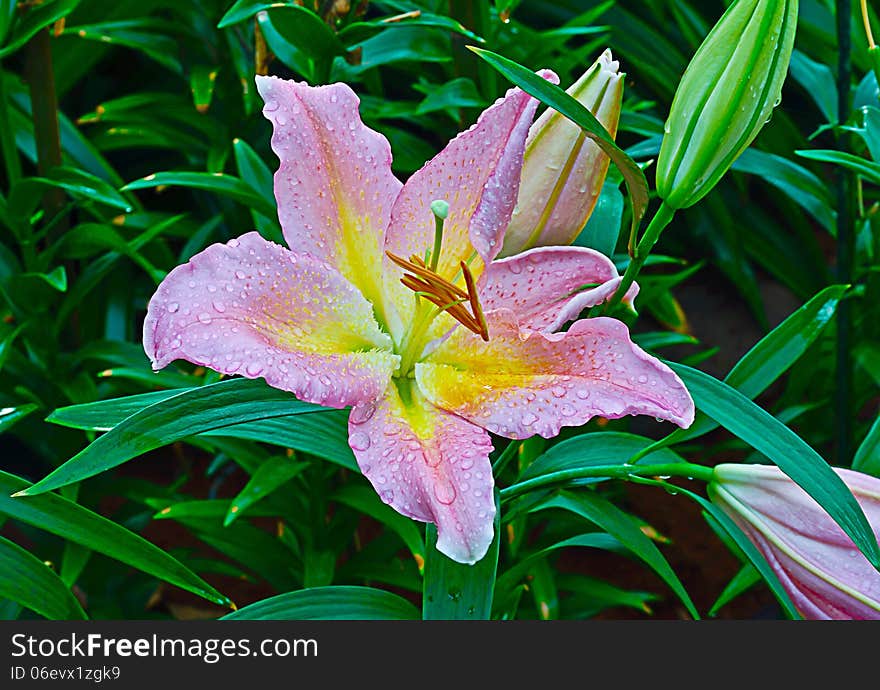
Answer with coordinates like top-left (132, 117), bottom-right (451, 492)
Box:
top-left (387, 250), bottom-right (489, 340)
top-left (460, 261), bottom-right (489, 341)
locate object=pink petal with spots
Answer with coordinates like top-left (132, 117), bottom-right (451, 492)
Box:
top-left (415, 310), bottom-right (694, 439)
top-left (144, 231), bottom-right (398, 409)
top-left (480, 246), bottom-right (639, 331)
top-left (255, 76), bottom-right (403, 324)
top-left (382, 70), bottom-right (558, 332)
top-left (348, 381), bottom-right (496, 564)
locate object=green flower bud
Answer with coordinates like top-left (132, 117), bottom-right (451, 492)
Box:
top-left (656, 0), bottom-right (798, 209)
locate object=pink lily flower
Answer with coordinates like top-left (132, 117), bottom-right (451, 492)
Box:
top-left (711, 463), bottom-right (880, 619)
top-left (143, 74), bottom-right (695, 564)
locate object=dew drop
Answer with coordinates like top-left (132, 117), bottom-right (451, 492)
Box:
top-left (350, 432), bottom-right (371, 451)
top-left (350, 401), bottom-right (377, 424)
top-left (197, 312), bottom-right (212, 324)
top-left (212, 301), bottom-right (226, 313)
top-left (167, 302), bottom-right (179, 313)
top-left (433, 479), bottom-right (457, 505)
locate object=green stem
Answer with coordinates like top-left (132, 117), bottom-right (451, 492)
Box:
top-left (605, 201), bottom-right (677, 312)
top-left (500, 461), bottom-right (714, 502)
top-left (24, 27), bottom-right (66, 240)
top-left (491, 439), bottom-right (520, 474)
top-left (835, 0), bottom-right (854, 465)
top-left (0, 65), bottom-right (21, 187)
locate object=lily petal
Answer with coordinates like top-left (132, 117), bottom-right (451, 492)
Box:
top-left (348, 380), bottom-right (496, 564)
top-left (480, 246), bottom-right (639, 331)
top-left (383, 71), bottom-right (558, 332)
top-left (144, 232), bottom-right (398, 408)
top-left (256, 76), bottom-right (403, 323)
top-left (416, 310), bottom-right (694, 439)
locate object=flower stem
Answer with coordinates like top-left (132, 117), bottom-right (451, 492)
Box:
top-left (24, 27), bottom-right (66, 241)
top-left (835, 0), bottom-right (854, 465)
top-left (0, 64), bottom-right (21, 188)
top-left (605, 201), bottom-right (676, 312)
top-left (500, 461), bottom-right (714, 502)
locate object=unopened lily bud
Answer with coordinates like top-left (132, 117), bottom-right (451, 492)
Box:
top-left (500, 50), bottom-right (623, 257)
top-left (655, 0), bottom-right (798, 209)
top-left (710, 463), bottom-right (880, 620)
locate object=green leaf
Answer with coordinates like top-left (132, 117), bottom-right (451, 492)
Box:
top-left (422, 493), bottom-right (500, 620)
top-left (853, 416), bottom-right (880, 477)
top-left (339, 13), bottom-right (485, 46)
top-left (218, 0), bottom-right (289, 28)
top-left (225, 455), bottom-right (307, 526)
top-left (470, 47), bottom-right (648, 239)
top-left (520, 432), bottom-right (687, 482)
top-left (0, 535), bottom-right (86, 620)
top-left (789, 50), bottom-right (837, 123)
top-left (0, 0), bottom-right (81, 59)
top-left (0, 404), bottom-right (38, 434)
top-left (25, 378), bottom-right (323, 496)
top-left (122, 172), bottom-right (278, 218)
top-left (63, 20), bottom-right (183, 75)
top-left (11, 166), bottom-right (133, 214)
top-left (49, 390), bottom-right (356, 470)
top-left (493, 533), bottom-right (624, 618)
top-left (221, 586), bottom-right (420, 620)
top-left (533, 491), bottom-right (699, 619)
top-left (190, 65), bottom-right (219, 113)
top-left (796, 149), bottom-right (880, 185)
top-left (669, 363), bottom-right (880, 569)
top-left (233, 137), bottom-right (282, 242)
top-left (575, 180), bottom-right (624, 257)
top-left (648, 285), bottom-right (847, 451)
top-left (0, 471), bottom-right (228, 605)
top-left (202, 412), bottom-right (357, 471)
top-left (414, 77), bottom-right (484, 116)
top-left (331, 484), bottom-right (425, 568)
top-left (263, 5), bottom-right (346, 66)
top-left (48, 389), bottom-right (182, 431)
top-left (709, 563), bottom-right (761, 617)
top-left (732, 149), bottom-right (836, 233)
top-left (20, 266), bottom-right (67, 292)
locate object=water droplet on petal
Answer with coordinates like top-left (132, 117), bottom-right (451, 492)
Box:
top-left (521, 412), bottom-right (538, 426)
top-left (167, 302), bottom-right (179, 313)
top-left (197, 312), bottom-right (212, 324)
top-left (212, 301), bottom-right (225, 313)
top-left (350, 432), bottom-right (371, 451)
top-left (350, 401), bottom-right (377, 424)
top-left (433, 479), bottom-right (456, 505)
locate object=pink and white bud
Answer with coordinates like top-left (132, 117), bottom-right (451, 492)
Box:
top-left (710, 463), bottom-right (880, 620)
top-left (500, 50), bottom-right (624, 258)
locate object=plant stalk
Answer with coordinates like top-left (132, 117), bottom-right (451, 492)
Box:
top-left (835, 0), bottom-right (854, 465)
top-left (0, 63), bottom-right (21, 187)
top-left (24, 27), bottom-right (66, 240)
top-left (605, 201), bottom-right (676, 312)
top-left (500, 461), bottom-right (715, 502)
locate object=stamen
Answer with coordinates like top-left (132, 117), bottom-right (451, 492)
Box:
top-left (460, 261), bottom-right (489, 341)
top-left (387, 248), bottom-right (489, 339)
